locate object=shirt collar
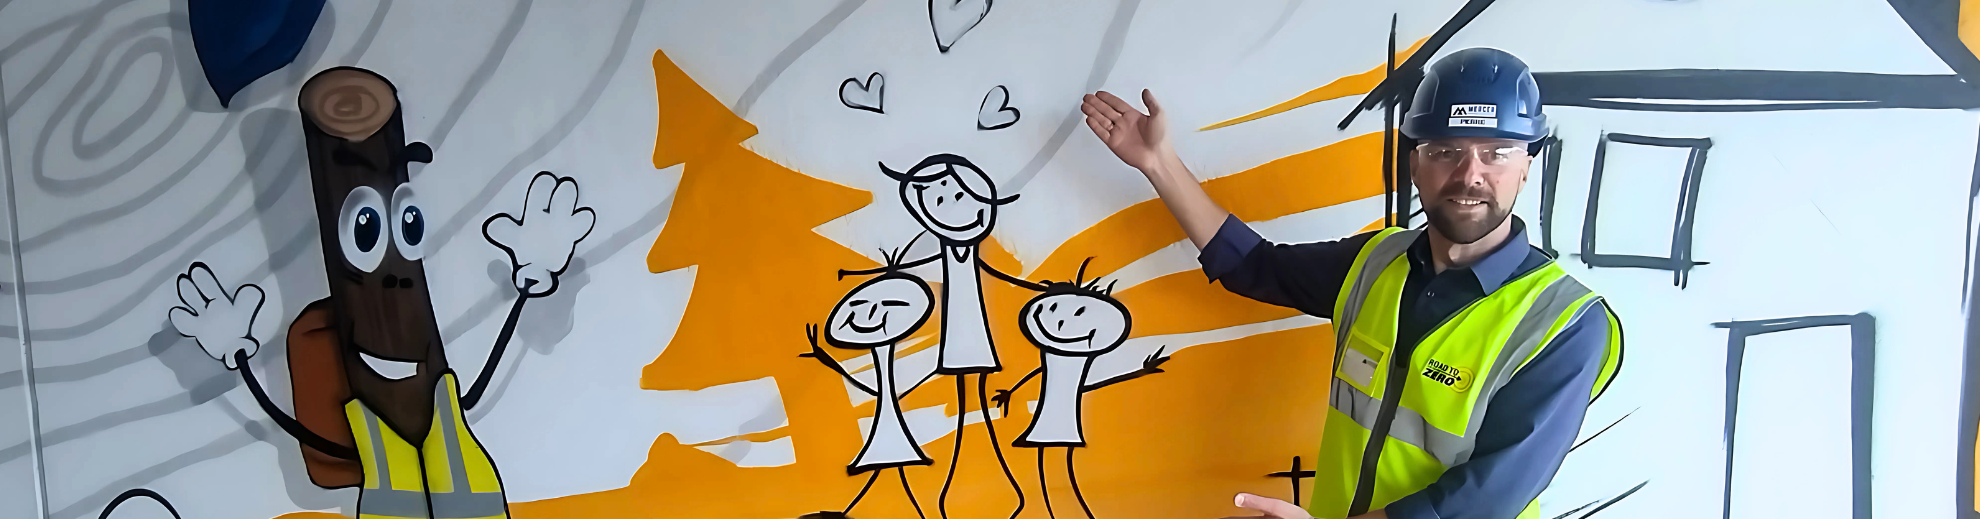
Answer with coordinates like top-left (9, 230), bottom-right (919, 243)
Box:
top-left (1408, 216), bottom-right (1534, 294)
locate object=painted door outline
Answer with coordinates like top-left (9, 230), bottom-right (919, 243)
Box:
top-left (1712, 313), bottom-right (1875, 519)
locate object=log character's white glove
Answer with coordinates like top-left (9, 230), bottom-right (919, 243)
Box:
top-left (483, 172), bottom-right (596, 297)
top-left (167, 262), bottom-right (264, 370)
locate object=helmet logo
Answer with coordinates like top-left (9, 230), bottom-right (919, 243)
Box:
top-left (1449, 104), bottom-right (1498, 128)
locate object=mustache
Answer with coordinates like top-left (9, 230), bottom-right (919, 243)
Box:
top-left (1436, 185), bottom-right (1497, 202)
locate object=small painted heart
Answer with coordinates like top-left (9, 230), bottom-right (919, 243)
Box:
top-left (840, 73), bottom-right (884, 114)
top-left (977, 85), bottom-right (1020, 130)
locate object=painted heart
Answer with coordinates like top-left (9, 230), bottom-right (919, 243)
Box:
top-left (929, 0), bottom-right (992, 53)
top-left (977, 85), bottom-right (1020, 130)
top-left (840, 73), bottom-right (884, 114)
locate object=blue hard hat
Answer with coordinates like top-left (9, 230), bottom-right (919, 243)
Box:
top-left (1400, 47), bottom-right (1547, 143)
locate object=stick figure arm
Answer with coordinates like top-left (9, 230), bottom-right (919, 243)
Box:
top-left (802, 325), bottom-right (880, 396)
top-left (900, 365), bottom-right (941, 397)
top-left (989, 367), bottom-right (1044, 414)
top-left (979, 262), bottom-right (1047, 292)
top-left (235, 350), bottom-right (359, 460)
top-left (1083, 346), bottom-right (1172, 392)
top-left (839, 253), bottom-right (941, 278)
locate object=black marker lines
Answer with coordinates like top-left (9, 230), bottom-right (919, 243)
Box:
top-left (1536, 70), bottom-right (1980, 111)
top-left (1337, 0), bottom-right (1499, 130)
top-left (841, 73), bottom-right (885, 114)
top-left (1712, 314), bottom-right (1874, 519)
top-left (978, 85), bottom-right (1020, 130)
top-left (1579, 133), bottom-right (1712, 287)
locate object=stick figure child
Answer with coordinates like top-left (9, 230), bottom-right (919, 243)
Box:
top-left (802, 248), bottom-right (945, 519)
top-left (993, 260), bottom-right (1171, 519)
top-left (840, 153), bottom-right (1030, 517)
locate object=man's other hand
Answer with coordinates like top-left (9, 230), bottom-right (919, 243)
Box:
top-left (1221, 493), bottom-right (1312, 519)
top-left (1083, 89), bottom-right (1173, 172)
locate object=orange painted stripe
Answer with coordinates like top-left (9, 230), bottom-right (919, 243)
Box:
top-left (1030, 131), bottom-right (1387, 282)
top-left (1962, 0), bottom-right (1980, 65)
top-left (1200, 37), bottom-right (1429, 131)
top-left (1358, 216), bottom-right (1387, 233)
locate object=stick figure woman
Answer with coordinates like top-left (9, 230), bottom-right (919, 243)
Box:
top-left (802, 248), bottom-right (944, 519)
top-left (839, 153), bottom-right (1030, 517)
top-left (993, 260), bottom-right (1171, 519)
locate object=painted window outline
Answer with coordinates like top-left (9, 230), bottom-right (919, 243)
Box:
top-left (1712, 313), bottom-right (1875, 519)
top-left (1577, 133), bottom-right (1712, 288)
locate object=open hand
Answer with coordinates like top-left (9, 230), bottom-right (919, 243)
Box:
top-left (484, 172), bottom-right (596, 297)
top-left (800, 324), bottom-right (834, 363)
top-left (1083, 89), bottom-right (1173, 172)
top-left (1143, 345), bottom-right (1172, 374)
top-left (990, 388), bottom-right (1014, 413)
top-left (166, 262), bottom-right (264, 370)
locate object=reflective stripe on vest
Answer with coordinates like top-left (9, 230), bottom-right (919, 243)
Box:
top-left (347, 373), bottom-right (509, 519)
top-left (1309, 228), bottom-right (1624, 519)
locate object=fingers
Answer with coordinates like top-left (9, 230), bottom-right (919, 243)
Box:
top-left (483, 215), bottom-right (523, 250)
top-left (168, 307), bottom-right (200, 338)
top-left (234, 284), bottom-right (266, 314)
top-left (524, 171), bottom-right (558, 214)
top-left (1234, 493), bottom-right (1309, 519)
top-left (566, 207), bottom-right (598, 243)
top-left (547, 176), bottom-right (582, 215)
top-left (1079, 99), bottom-right (1113, 125)
top-left (175, 275), bottom-right (205, 311)
top-left (187, 263), bottom-right (224, 304)
top-left (1095, 91), bottom-right (1140, 116)
top-left (1084, 116), bottom-right (1112, 141)
top-left (1141, 89), bottom-right (1164, 116)
top-left (1083, 93), bottom-right (1122, 120)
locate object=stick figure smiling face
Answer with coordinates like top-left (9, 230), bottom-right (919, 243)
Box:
top-left (883, 153), bottom-right (1017, 245)
top-left (1020, 281), bottom-right (1130, 357)
top-left (826, 272), bottom-right (935, 349)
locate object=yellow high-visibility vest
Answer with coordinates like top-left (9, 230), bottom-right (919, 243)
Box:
top-left (1308, 228), bottom-right (1623, 519)
top-left (346, 373), bottom-right (508, 519)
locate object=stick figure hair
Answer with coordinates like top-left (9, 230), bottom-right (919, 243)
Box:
top-left (873, 231), bottom-right (930, 273)
top-left (1019, 258), bottom-right (1131, 357)
top-left (879, 153), bottom-right (1020, 206)
top-left (1039, 258), bottom-right (1118, 297)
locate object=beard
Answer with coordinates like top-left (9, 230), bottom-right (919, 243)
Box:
top-left (1423, 188), bottom-right (1513, 245)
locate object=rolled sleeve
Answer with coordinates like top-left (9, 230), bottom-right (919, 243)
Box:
top-left (1199, 214), bottom-right (1267, 282)
top-left (1382, 310), bottom-right (1610, 519)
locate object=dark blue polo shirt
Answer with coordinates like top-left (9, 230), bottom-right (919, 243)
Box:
top-left (1198, 214), bottom-right (1607, 519)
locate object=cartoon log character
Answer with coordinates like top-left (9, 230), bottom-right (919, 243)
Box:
top-left (992, 260), bottom-right (1170, 519)
top-left (165, 67), bottom-right (594, 519)
top-left (838, 153), bottom-right (1029, 517)
top-left (800, 247), bottom-right (944, 519)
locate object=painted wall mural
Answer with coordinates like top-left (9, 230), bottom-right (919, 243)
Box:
top-left (2, 1), bottom-right (1980, 519)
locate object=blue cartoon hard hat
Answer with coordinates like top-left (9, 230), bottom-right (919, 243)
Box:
top-left (1400, 47), bottom-right (1547, 143)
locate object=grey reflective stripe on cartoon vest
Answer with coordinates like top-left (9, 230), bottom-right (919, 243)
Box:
top-left (356, 407), bottom-right (434, 519)
top-left (430, 375), bottom-right (507, 519)
top-left (1327, 228), bottom-right (1601, 467)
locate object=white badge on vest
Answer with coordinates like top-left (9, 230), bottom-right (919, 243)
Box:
top-left (1341, 348), bottom-right (1379, 387)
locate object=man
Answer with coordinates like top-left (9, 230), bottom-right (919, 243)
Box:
top-left (1079, 48), bottom-right (1623, 519)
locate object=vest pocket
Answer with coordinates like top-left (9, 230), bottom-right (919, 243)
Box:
top-left (1338, 329), bottom-right (1392, 395)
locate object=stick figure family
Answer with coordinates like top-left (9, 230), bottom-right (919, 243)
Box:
top-left (801, 155), bottom-right (1172, 519)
